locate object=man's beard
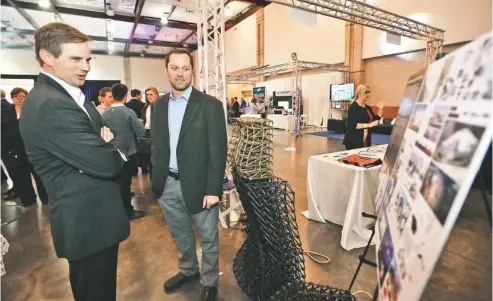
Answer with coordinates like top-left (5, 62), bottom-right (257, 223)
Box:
top-left (171, 80), bottom-right (191, 91)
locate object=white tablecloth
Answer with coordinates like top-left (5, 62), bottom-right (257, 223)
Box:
top-left (266, 114), bottom-right (295, 131)
top-left (306, 145), bottom-right (387, 250)
top-left (241, 114), bottom-right (262, 118)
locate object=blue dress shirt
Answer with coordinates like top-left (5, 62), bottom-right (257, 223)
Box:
top-left (168, 85), bottom-right (193, 172)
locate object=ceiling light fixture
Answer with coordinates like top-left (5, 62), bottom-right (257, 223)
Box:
top-left (225, 6), bottom-right (232, 17)
top-left (39, 0), bottom-right (51, 8)
top-left (161, 13), bottom-right (169, 25)
top-left (106, 6), bottom-right (115, 17)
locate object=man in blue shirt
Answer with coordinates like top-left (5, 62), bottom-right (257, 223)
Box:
top-left (151, 49), bottom-right (227, 301)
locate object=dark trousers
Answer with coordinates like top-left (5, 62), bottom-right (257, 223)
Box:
top-left (68, 244), bottom-right (119, 301)
top-left (119, 154), bottom-right (135, 216)
top-left (2, 152), bottom-right (48, 206)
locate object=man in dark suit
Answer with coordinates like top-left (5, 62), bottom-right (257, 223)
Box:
top-left (18, 22), bottom-right (130, 301)
top-left (151, 48), bottom-right (227, 301)
top-left (1, 89), bottom-right (16, 199)
top-left (125, 88), bottom-right (145, 119)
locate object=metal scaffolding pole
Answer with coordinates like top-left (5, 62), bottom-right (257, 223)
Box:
top-left (196, 0), bottom-right (228, 119)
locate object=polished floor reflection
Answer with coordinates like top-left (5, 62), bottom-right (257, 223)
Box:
top-left (1, 129), bottom-right (491, 301)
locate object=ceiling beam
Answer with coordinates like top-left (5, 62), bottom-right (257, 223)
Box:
top-left (1, 27), bottom-right (197, 49)
top-left (144, 5), bottom-right (177, 53)
top-left (225, 5), bottom-right (260, 30)
top-left (235, 0), bottom-right (269, 7)
top-left (179, 31), bottom-right (196, 45)
top-left (4, 0), bottom-right (39, 30)
top-left (124, 0), bottom-right (146, 52)
top-left (1, 0), bottom-right (197, 30)
top-left (0, 43), bottom-right (170, 58)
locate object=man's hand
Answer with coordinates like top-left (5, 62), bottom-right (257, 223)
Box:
top-left (203, 195), bottom-right (220, 209)
top-left (101, 126), bottom-right (114, 142)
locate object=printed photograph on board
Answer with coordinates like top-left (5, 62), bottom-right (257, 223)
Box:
top-left (420, 163), bottom-right (460, 225)
top-left (409, 104), bottom-right (428, 133)
top-left (378, 225), bottom-right (395, 285)
top-left (433, 120), bottom-right (485, 167)
top-left (380, 258), bottom-right (401, 301)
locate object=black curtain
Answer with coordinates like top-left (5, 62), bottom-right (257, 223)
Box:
top-left (80, 80), bottom-right (120, 105)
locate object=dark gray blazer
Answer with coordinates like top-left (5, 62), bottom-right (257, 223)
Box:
top-left (151, 87), bottom-right (228, 215)
top-left (19, 73), bottom-right (130, 261)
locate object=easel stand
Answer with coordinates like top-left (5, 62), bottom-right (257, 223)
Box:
top-left (478, 171), bottom-right (492, 227)
top-left (348, 212), bottom-right (379, 301)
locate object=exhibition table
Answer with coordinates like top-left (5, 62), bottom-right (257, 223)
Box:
top-left (267, 114), bottom-right (295, 131)
top-left (241, 114), bottom-right (262, 118)
top-left (306, 145), bottom-right (387, 250)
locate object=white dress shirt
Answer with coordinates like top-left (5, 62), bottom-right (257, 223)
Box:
top-left (145, 105), bottom-right (151, 129)
top-left (41, 72), bottom-right (126, 161)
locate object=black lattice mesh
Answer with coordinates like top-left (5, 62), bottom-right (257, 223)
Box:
top-left (232, 177), bottom-right (356, 301)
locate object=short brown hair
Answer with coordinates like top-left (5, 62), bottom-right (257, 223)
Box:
top-left (10, 87), bottom-right (28, 99)
top-left (165, 48), bottom-right (193, 69)
top-left (35, 22), bottom-right (90, 67)
top-left (111, 83), bottom-right (128, 101)
top-left (99, 87), bottom-right (112, 97)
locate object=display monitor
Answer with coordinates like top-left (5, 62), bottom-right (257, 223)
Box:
top-left (277, 101), bottom-right (290, 110)
top-left (330, 83), bottom-right (355, 101)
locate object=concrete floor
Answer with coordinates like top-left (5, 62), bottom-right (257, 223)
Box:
top-left (1, 129), bottom-right (491, 301)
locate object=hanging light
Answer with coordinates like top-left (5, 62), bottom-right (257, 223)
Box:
top-left (39, 0), bottom-right (51, 8)
top-left (161, 13), bottom-right (169, 25)
top-left (225, 6), bottom-right (232, 17)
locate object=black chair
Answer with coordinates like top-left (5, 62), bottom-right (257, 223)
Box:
top-left (233, 176), bottom-right (355, 301)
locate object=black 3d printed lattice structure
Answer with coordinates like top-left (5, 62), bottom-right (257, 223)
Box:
top-left (232, 177), bottom-right (356, 301)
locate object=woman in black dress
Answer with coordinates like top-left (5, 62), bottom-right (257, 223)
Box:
top-left (343, 84), bottom-right (384, 150)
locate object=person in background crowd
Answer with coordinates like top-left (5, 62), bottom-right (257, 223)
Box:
top-left (139, 87), bottom-right (159, 175)
top-left (19, 22), bottom-right (129, 301)
top-left (240, 97), bottom-right (247, 113)
top-left (232, 97), bottom-right (240, 118)
top-left (151, 48), bottom-right (227, 301)
top-left (12, 87), bottom-right (27, 118)
top-left (126, 89), bottom-right (145, 177)
top-left (125, 89), bottom-right (144, 119)
top-left (2, 87), bottom-right (49, 206)
top-left (1, 89), bottom-right (18, 200)
top-left (251, 97), bottom-right (257, 113)
top-left (343, 84), bottom-right (384, 150)
top-left (256, 97), bottom-right (266, 119)
top-left (102, 84), bottom-right (146, 220)
top-left (96, 87), bottom-right (113, 114)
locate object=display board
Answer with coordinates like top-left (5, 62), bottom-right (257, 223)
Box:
top-left (330, 83), bottom-right (355, 101)
top-left (253, 86), bottom-right (266, 99)
top-left (373, 32), bottom-right (492, 301)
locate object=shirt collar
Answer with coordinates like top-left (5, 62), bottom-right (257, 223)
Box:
top-left (41, 71), bottom-right (84, 105)
top-left (111, 103), bottom-right (125, 107)
top-left (170, 85), bottom-right (192, 101)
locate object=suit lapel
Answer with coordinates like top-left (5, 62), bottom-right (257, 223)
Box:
top-left (83, 101), bottom-right (102, 131)
top-left (178, 88), bottom-right (201, 142)
top-left (158, 94), bottom-right (170, 150)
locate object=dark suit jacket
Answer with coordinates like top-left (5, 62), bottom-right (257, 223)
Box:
top-left (151, 87), bottom-right (227, 214)
top-left (1, 99), bottom-right (22, 156)
top-left (125, 98), bottom-right (145, 119)
top-left (343, 101), bottom-right (381, 149)
top-left (19, 73), bottom-right (130, 261)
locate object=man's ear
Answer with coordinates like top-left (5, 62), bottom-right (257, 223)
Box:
top-left (39, 49), bottom-right (54, 66)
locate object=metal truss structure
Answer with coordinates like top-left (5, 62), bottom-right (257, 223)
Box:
top-left (266, 0), bottom-right (444, 41)
top-left (196, 0), bottom-right (228, 119)
top-left (266, 0), bottom-right (445, 65)
top-left (227, 61), bottom-right (349, 82)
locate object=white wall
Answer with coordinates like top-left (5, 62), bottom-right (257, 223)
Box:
top-left (0, 49), bottom-right (171, 94)
top-left (363, 0), bottom-right (492, 58)
top-left (264, 4), bottom-right (346, 65)
top-left (225, 13), bottom-right (257, 73)
top-left (0, 78), bottom-right (35, 104)
top-left (129, 57), bottom-right (170, 93)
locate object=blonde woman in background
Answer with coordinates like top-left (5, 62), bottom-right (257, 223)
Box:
top-left (343, 84), bottom-right (384, 150)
